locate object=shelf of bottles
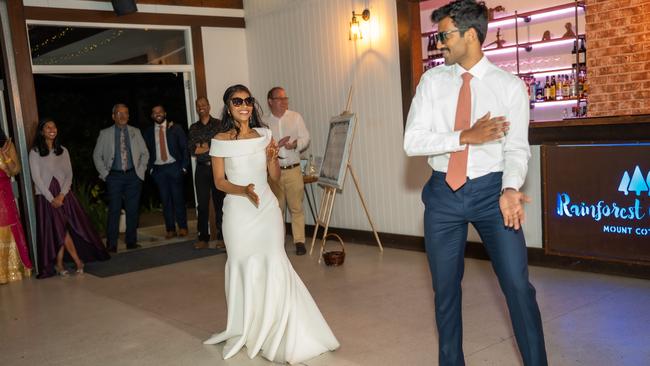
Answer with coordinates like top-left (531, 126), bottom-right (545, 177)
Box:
top-left (421, 1), bottom-right (587, 121)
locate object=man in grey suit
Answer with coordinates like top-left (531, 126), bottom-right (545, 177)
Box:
top-left (93, 103), bottom-right (149, 253)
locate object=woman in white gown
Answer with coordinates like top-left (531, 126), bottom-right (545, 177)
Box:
top-left (204, 84), bottom-right (339, 364)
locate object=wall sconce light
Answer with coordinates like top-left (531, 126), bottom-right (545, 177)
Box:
top-left (349, 9), bottom-right (370, 40)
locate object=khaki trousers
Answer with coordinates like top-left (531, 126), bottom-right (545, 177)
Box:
top-left (270, 166), bottom-right (305, 244)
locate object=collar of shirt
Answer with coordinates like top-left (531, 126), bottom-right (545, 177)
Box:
top-left (454, 55), bottom-right (489, 81)
top-left (155, 120), bottom-right (167, 130)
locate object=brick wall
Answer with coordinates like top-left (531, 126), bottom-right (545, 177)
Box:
top-left (585, 0), bottom-right (650, 117)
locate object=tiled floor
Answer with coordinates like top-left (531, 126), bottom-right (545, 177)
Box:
top-left (1, 240), bottom-right (649, 365)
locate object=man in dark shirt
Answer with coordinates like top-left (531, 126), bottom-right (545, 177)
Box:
top-left (188, 96), bottom-right (225, 249)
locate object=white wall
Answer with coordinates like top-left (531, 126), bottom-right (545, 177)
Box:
top-left (201, 27), bottom-right (250, 111)
top-left (244, 0), bottom-right (429, 237)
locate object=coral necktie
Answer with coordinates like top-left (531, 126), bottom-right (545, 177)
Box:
top-left (159, 125), bottom-right (168, 162)
top-left (445, 72), bottom-right (473, 191)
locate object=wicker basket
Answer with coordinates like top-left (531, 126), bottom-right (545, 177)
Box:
top-left (322, 233), bottom-right (345, 266)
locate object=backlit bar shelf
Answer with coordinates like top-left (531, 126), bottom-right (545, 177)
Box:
top-left (517, 67), bottom-right (575, 78)
top-left (531, 99), bottom-right (586, 107)
top-left (421, 1), bottom-right (586, 37)
top-left (422, 35), bottom-right (585, 64)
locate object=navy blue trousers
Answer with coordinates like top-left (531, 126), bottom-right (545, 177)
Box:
top-left (106, 170), bottom-right (142, 248)
top-left (422, 171), bottom-right (547, 366)
top-left (152, 163), bottom-right (187, 232)
top-left (194, 163), bottom-right (224, 241)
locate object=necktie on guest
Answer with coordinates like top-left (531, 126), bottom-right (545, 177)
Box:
top-left (120, 128), bottom-right (128, 171)
top-left (445, 72), bottom-right (473, 191)
top-left (159, 125), bottom-right (168, 162)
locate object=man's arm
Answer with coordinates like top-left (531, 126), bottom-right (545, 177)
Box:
top-left (175, 125), bottom-right (190, 171)
top-left (134, 128), bottom-right (150, 176)
top-left (502, 79), bottom-right (531, 191)
top-left (92, 130), bottom-right (109, 181)
top-left (187, 123), bottom-right (203, 156)
top-left (294, 113), bottom-right (310, 153)
top-left (499, 79), bottom-right (532, 230)
top-left (403, 74), bottom-right (467, 157)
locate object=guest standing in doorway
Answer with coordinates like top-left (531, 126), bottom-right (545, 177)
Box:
top-left (93, 104), bottom-right (149, 253)
top-left (31, 118), bottom-right (109, 277)
top-left (188, 97), bottom-right (225, 249)
top-left (143, 104), bottom-right (190, 239)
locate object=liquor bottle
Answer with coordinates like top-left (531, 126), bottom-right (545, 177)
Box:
top-left (562, 75), bottom-right (571, 99)
top-left (427, 34), bottom-right (435, 60)
top-left (529, 78), bottom-right (536, 102)
top-left (550, 75), bottom-right (556, 101)
top-left (556, 75), bottom-right (563, 100)
top-left (569, 73), bottom-right (577, 98)
top-left (577, 68), bottom-right (585, 98)
top-left (535, 81), bottom-right (544, 102)
top-left (572, 40), bottom-right (578, 55)
top-left (544, 76), bottom-right (551, 101)
top-left (578, 39), bottom-right (586, 65)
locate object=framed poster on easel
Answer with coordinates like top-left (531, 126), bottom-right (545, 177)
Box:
top-left (310, 110), bottom-right (383, 262)
top-left (318, 113), bottom-right (356, 190)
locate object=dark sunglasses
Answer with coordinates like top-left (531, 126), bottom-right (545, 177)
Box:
top-left (230, 97), bottom-right (255, 107)
top-left (434, 28), bottom-right (464, 44)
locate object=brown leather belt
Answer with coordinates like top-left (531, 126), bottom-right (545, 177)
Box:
top-left (280, 163), bottom-right (301, 170)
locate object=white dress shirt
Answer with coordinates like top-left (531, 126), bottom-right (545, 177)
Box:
top-left (265, 110), bottom-right (310, 167)
top-left (404, 56), bottom-right (531, 190)
top-left (154, 120), bottom-right (176, 165)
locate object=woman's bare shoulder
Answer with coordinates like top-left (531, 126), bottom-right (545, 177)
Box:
top-left (214, 130), bottom-right (237, 141)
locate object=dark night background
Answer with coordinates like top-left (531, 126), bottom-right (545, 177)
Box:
top-left (33, 72), bottom-right (196, 215)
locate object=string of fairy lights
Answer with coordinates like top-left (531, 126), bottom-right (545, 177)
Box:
top-left (30, 26), bottom-right (72, 56)
top-left (35, 29), bottom-right (125, 65)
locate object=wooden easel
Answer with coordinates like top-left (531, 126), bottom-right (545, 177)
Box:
top-left (309, 87), bottom-right (383, 261)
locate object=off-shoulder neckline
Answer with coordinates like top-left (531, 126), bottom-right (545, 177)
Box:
top-left (213, 127), bottom-right (267, 142)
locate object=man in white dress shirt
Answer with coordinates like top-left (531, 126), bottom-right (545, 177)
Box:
top-left (266, 87), bottom-right (310, 255)
top-left (403, 1), bottom-right (547, 365)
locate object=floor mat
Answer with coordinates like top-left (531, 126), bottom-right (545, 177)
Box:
top-left (83, 240), bottom-right (225, 277)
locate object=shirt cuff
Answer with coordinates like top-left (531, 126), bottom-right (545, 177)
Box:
top-left (501, 176), bottom-right (523, 192)
top-left (451, 131), bottom-right (465, 151)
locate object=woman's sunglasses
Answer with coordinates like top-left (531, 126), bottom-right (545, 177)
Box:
top-left (230, 97), bottom-right (255, 107)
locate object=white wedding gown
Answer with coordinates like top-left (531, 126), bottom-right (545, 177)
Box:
top-left (205, 128), bottom-right (339, 364)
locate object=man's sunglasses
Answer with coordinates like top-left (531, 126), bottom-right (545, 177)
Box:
top-left (230, 97), bottom-right (255, 107)
top-left (434, 28), bottom-right (465, 44)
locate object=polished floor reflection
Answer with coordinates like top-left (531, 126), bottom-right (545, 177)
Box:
top-left (1, 241), bottom-right (649, 365)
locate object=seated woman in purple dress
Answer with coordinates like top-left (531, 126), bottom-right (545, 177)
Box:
top-left (29, 118), bottom-right (109, 278)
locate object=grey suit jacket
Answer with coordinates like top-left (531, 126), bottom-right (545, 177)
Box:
top-left (93, 125), bottom-right (149, 181)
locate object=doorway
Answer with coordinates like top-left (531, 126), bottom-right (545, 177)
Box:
top-left (33, 72), bottom-right (197, 240)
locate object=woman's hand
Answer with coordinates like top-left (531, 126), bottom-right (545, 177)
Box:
top-left (51, 194), bottom-right (65, 208)
top-left (245, 183), bottom-right (260, 207)
top-left (266, 138), bottom-right (279, 162)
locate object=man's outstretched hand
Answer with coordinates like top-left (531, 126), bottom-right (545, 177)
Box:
top-left (499, 189), bottom-right (531, 230)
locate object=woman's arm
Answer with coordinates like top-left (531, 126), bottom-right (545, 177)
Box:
top-left (266, 138), bottom-right (280, 182)
top-left (211, 155), bottom-right (260, 206)
top-left (60, 148), bottom-right (74, 197)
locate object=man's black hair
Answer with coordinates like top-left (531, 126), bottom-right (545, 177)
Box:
top-left (432, 0), bottom-right (488, 45)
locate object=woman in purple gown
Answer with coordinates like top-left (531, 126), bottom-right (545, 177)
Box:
top-left (30, 118), bottom-right (109, 278)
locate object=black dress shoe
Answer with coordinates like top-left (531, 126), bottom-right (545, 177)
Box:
top-left (126, 243), bottom-right (142, 250)
top-left (295, 243), bottom-right (306, 256)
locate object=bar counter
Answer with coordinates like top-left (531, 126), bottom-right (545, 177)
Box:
top-left (530, 114), bottom-right (650, 144)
